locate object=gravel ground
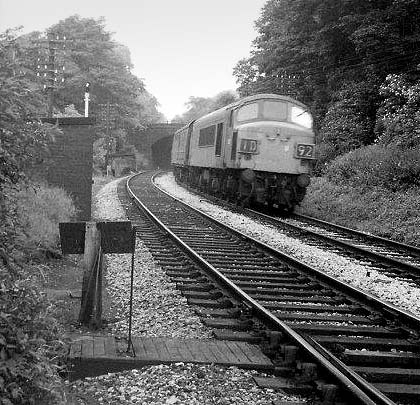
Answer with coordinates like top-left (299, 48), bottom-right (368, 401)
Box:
top-left (68, 176), bottom-right (305, 404)
top-left (93, 177), bottom-right (211, 338)
top-left (154, 173), bottom-right (420, 318)
top-left (67, 364), bottom-right (302, 405)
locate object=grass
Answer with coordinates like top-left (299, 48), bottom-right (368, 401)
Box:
top-left (297, 177), bottom-right (420, 246)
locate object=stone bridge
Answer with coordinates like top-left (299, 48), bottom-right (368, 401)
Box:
top-left (128, 123), bottom-right (185, 169)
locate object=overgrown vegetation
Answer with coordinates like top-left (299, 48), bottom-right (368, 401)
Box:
top-left (234, 0), bottom-right (420, 160)
top-left (1, 29), bottom-right (79, 404)
top-left (299, 177), bottom-right (420, 246)
top-left (298, 144), bottom-right (420, 246)
top-left (14, 183), bottom-right (78, 258)
top-left (235, 0), bottom-right (420, 244)
top-left (1, 182), bottom-right (77, 404)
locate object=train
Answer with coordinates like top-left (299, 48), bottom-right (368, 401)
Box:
top-left (171, 94), bottom-right (316, 212)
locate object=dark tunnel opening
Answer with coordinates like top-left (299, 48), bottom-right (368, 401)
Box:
top-left (151, 135), bottom-right (173, 169)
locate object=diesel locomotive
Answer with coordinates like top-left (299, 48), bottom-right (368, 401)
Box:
top-left (171, 94), bottom-right (316, 212)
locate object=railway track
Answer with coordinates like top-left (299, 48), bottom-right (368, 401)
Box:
top-left (121, 171), bottom-right (420, 405)
top-left (250, 211), bottom-right (420, 282)
top-left (177, 176), bottom-right (420, 285)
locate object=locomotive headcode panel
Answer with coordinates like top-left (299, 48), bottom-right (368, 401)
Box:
top-left (171, 94), bottom-right (316, 212)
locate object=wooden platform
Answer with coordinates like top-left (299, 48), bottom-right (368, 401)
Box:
top-left (68, 335), bottom-right (273, 380)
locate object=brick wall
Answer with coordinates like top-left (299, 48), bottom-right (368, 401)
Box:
top-left (41, 117), bottom-right (94, 221)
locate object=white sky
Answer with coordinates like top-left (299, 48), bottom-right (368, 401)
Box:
top-left (0, 0), bottom-right (266, 120)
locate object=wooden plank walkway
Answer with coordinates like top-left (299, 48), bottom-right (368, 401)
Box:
top-left (67, 335), bottom-right (273, 380)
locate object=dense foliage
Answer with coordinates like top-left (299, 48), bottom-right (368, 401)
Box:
top-left (234, 0), bottom-right (420, 162)
top-left (325, 145), bottom-right (420, 191)
top-left (0, 29), bottom-right (56, 256)
top-left (375, 73), bottom-right (420, 148)
top-left (26, 15), bottom-right (164, 127)
top-left (1, 261), bottom-right (67, 404)
top-left (0, 29), bottom-right (72, 404)
top-left (235, 1), bottom-right (420, 244)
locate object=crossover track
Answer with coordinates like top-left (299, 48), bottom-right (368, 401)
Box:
top-left (123, 171), bottom-right (420, 405)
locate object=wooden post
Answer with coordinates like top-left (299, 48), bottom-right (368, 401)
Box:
top-left (92, 251), bottom-right (103, 328)
top-left (79, 222), bottom-right (101, 325)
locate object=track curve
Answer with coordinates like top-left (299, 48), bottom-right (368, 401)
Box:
top-left (123, 171), bottom-right (420, 405)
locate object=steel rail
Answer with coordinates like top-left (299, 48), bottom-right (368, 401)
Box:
top-left (247, 209), bottom-right (420, 276)
top-left (293, 213), bottom-right (420, 256)
top-left (125, 172), bottom-right (400, 405)
top-left (151, 174), bottom-right (420, 332)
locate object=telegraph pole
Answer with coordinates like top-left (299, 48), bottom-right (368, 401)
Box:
top-left (36, 32), bottom-right (69, 117)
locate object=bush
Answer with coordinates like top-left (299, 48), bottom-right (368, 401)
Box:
top-left (324, 144), bottom-right (420, 191)
top-left (298, 177), bottom-right (420, 246)
top-left (0, 265), bottom-right (66, 404)
top-left (13, 182), bottom-right (78, 257)
top-left (0, 182), bottom-right (77, 404)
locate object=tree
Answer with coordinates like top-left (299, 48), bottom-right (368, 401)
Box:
top-left (0, 29), bottom-right (59, 251)
top-left (32, 15), bottom-right (164, 171)
top-left (375, 73), bottom-right (420, 148)
top-left (234, 0), bottom-right (420, 160)
top-left (172, 90), bottom-right (238, 123)
top-left (0, 29), bottom-right (67, 404)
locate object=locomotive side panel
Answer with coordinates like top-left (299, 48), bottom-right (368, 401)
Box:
top-left (171, 126), bottom-right (189, 166)
top-left (188, 109), bottom-right (229, 169)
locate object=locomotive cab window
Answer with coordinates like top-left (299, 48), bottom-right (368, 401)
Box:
top-left (236, 103), bottom-right (258, 122)
top-left (262, 101), bottom-right (287, 121)
top-left (290, 106), bottom-right (312, 129)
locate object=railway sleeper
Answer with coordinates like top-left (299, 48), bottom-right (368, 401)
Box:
top-left (218, 265), bottom-right (290, 273)
top-left (243, 287), bottom-right (336, 296)
top-left (315, 335), bottom-right (419, 352)
top-left (212, 330), bottom-right (263, 343)
top-left (187, 297), bottom-right (235, 308)
top-left (352, 365), bottom-right (420, 384)
top-left (164, 269), bottom-right (202, 278)
top-left (219, 269), bottom-right (299, 278)
top-left (259, 296), bottom-right (344, 304)
top-left (271, 303), bottom-right (365, 313)
top-left (373, 382), bottom-right (420, 401)
top-left (250, 293), bottom-right (341, 303)
top-left (221, 269), bottom-right (298, 277)
top-left (181, 290), bottom-right (224, 300)
top-left (233, 280), bottom-right (321, 289)
top-left (289, 324), bottom-right (401, 338)
top-left (202, 318), bottom-right (253, 331)
top-left (276, 313), bottom-right (372, 324)
top-left (181, 241), bottom-right (240, 249)
top-left (225, 275), bottom-right (308, 283)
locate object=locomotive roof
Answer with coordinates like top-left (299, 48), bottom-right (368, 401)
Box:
top-left (175, 94), bottom-right (309, 133)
